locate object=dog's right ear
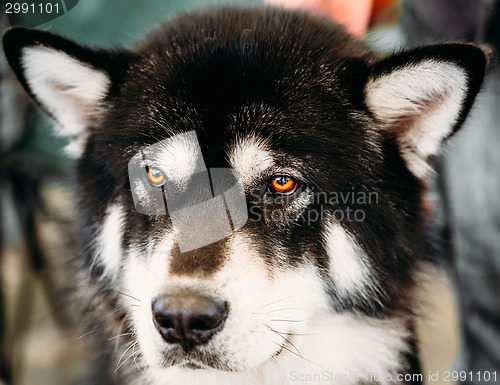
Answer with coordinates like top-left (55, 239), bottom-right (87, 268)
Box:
top-left (2, 28), bottom-right (129, 156)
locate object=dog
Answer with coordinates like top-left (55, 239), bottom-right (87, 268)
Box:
top-left (2, 6), bottom-right (487, 385)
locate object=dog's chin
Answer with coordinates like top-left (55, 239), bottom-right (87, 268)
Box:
top-left (158, 348), bottom-right (284, 373)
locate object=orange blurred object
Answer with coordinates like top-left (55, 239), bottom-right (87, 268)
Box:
top-left (265, 0), bottom-right (399, 36)
top-left (372, 0), bottom-right (397, 17)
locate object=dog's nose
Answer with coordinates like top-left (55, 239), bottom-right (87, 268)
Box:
top-left (152, 293), bottom-right (228, 353)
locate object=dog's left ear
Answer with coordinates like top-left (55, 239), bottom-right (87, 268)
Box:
top-left (364, 44), bottom-right (488, 179)
top-left (2, 28), bottom-right (129, 156)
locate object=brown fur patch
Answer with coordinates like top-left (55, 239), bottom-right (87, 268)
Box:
top-left (168, 239), bottom-right (228, 277)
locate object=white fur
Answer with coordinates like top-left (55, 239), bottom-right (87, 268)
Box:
top-left (145, 131), bottom-right (205, 189)
top-left (92, 203), bottom-right (125, 279)
top-left (120, 229), bottom-right (408, 385)
top-left (365, 60), bottom-right (467, 178)
top-left (22, 46), bottom-right (110, 156)
top-left (121, 232), bottom-right (319, 372)
top-left (229, 135), bottom-right (274, 188)
top-left (122, 236), bottom-right (176, 370)
top-left (139, 313), bottom-right (408, 385)
top-left (324, 223), bottom-right (371, 297)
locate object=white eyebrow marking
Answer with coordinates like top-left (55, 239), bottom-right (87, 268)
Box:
top-left (144, 131), bottom-right (205, 188)
top-left (228, 135), bottom-right (274, 188)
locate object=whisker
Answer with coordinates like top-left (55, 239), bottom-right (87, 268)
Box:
top-left (262, 292), bottom-right (312, 308)
top-left (132, 343), bottom-right (144, 373)
top-left (264, 324), bottom-right (302, 357)
top-left (115, 342), bottom-right (138, 374)
top-left (114, 316), bottom-right (127, 352)
top-left (252, 308), bottom-right (309, 317)
top-left (108, 332), bottom-right (133, 342)
top-left (115, 351), bottom-right (136, 374)
top-left (271, 341), bottom-right (323, 369)
top-left (76, 328), bottom-right (102, 340)
top-left (113, 291), bottom-right (142, 303)
top-left (267, 307), bottom-right (309, 313)
top-left (251, 329), bottom-right (314, 337)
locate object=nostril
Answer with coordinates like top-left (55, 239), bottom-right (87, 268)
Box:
top-left (154, 315), bottom-right (174, 330)
top-left (190, 315), bottom-right (221, 331)
top-left (190, 318), bottom-right (208, 331)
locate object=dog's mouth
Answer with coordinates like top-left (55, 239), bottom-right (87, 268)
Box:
top-left (161, 348), bottom-right (231, 371)
top-left (160, 338), bottom-right (290, 372)
top-left (178, 360), bottom-right (207, 370)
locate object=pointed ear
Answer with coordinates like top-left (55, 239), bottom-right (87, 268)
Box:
top-left (364, 44), bottom-right (488, 179)
top-left (2, 28), bottom-right (129, 156)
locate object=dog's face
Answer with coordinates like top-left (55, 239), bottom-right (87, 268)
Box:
top-left (3, 8), bottom-right (486, 378)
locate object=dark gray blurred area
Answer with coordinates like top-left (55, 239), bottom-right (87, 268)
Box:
top-left (401, 0), bottom-right (500, 379)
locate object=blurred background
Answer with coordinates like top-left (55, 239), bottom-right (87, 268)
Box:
top-left (0, 0), bottom-right (499, 384)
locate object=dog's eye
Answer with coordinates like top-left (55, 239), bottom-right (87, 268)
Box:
top-left (269, 175), bottom-right (298, 194)
top-left (146, 167), bottom-right (166, 187)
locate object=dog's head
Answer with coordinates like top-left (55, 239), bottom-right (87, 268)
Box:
top-left (3, 7), bottom-right (487, 376)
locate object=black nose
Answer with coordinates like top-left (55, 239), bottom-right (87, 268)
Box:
top-left (152, 293), bottom-right (228, 353)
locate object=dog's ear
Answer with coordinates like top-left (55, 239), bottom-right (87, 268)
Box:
top-left (364, 44), bottom-right (488, 179)
top-left (2, 28), bottom-right (129, 156)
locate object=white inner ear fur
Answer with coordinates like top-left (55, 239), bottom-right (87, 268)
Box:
top-left (365, 60), bottom-right (467, 178)
top-left (22, 46), bottom-right (111, 156)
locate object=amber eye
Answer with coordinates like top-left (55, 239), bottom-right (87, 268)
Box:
top-left (146, 167), bottom-right (166, 187)
top-left (270, 175), bottom-right (298, 194)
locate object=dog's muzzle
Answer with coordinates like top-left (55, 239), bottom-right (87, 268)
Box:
top-left (152, 292), bottom-right (229, 353)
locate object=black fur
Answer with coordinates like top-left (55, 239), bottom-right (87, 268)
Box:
top-left (2, 6), bottom-right (487, 384)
